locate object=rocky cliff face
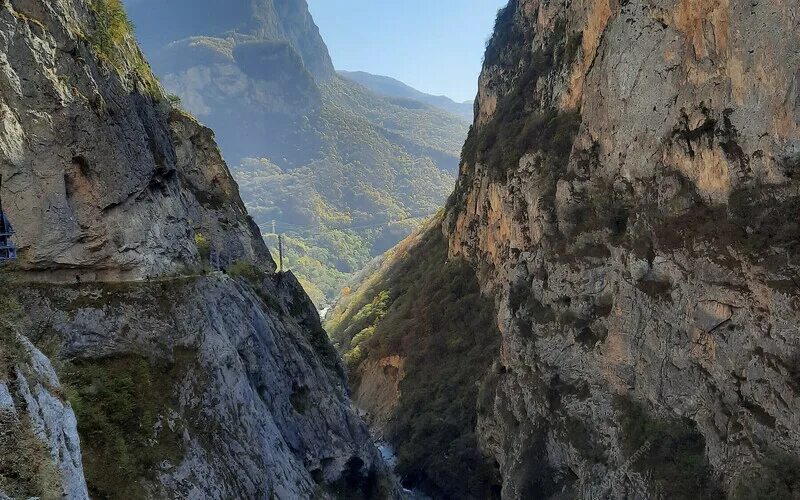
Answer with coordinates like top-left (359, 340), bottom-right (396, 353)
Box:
top-left (0, 1), bottom-right (392, 498)
top-left (446, 0), bottom-right (800, 498)
top-left (10, 273), bottom-right (392, 499)
top-left (123, 0), bottom-right (333, 167)
top-left (124, 0), bottom-right (334, 81)
top-left (0, 0), bottom-right (271, 280)
top-left (0, 303), bottom-right (88, 500)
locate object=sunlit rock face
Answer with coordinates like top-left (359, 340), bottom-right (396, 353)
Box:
top-left (0, 332), bottom-right (89, 500)
top-left (0, 0), bottom-right (271, 279)
top-left (447, 0), bottom-right (800, 498)
top-left (0, 1), bottom-right (395, 498)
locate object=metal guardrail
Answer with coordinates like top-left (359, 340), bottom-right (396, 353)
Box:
top-left (0, 213), bottom-right (17, 262)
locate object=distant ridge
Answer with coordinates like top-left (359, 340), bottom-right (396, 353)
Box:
top-left (125, 0), bottom-right (468, 305)
top-left (339, 70), bottom-right (474, 121)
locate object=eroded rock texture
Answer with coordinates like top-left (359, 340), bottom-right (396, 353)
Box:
top-left (446, 0), bottom-right (800, 498)
top-left (0, 0), bottom-right (271, 280)
top-left (13, 274), bottom-right (389, 499)
top-left (0, 0), bottom-right (392, 498)
top-left (0, 329), bottom-right (88, 500)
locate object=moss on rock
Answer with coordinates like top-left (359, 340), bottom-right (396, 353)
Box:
top-left (61, 352), bottom-right (192, 499)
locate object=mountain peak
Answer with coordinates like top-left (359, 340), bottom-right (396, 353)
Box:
top-left (124, 0), bottom-right (334, 80)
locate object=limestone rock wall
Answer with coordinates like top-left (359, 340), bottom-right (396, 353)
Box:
top-left (0, 0), bottom-right (271, 280)
top-left (0, 0), bottom-right (394, 498)
top-left (13, 273), bottom-right (391, 499)
top-left (447, 0), bottom-right (800, 497)
top-left (0, 330), bottom-right (89, 500)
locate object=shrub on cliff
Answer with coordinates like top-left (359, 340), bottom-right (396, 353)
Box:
top-left (0, 296), bottom-right (25, 378)
top-left (463, 8), bottom-right (583, 184)
top-left (62, 355), bottom-right (187, 499)
top-left (87, 0), bottom-right (160, 95)
top-left (90, 0), bottom-right (133, 58)
top-left (733, 450), bottom-right (800, 499)
top-left (615, 396), bottom-right (723, 499)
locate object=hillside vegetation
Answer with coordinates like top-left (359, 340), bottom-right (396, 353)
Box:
top-left (231, 76), bottom-right (467, 304)
top-left (327, 216), bottom-right (502, 498)
top-left (122, 0), bottom-right (470, 305)
top-left (339, 70), bottom-right (474, 121)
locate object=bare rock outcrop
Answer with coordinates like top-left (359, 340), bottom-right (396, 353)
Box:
top-left (12, 272), bottom-right (390, 499)
top-left (446, 0), bottom-right (800, 498)
top-left (0, 0), bottom-right (271, 280)
top-left (0, 323), bottom-right (88, 500)
top-left (0, 0), bottom-right (394, 498)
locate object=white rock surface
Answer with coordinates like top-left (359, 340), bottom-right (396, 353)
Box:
top-left (4, 336), bottom-right (89, 499)
top-left (0, 383), bottom-right (15, 414)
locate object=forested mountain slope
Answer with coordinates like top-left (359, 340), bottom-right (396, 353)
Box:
top-left (338, 70), bottom-right (474, 121)
top-left (124, 0), bottom-right (469, 305)
top-left (327, 215), bottom-right (502, 498)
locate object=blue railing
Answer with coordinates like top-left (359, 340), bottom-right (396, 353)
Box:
top-left (0, 213), bottom-right (16, 261)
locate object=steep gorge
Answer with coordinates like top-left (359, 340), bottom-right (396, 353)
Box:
top-left (4, 0), bottom-right (800, 498)
top-left (0, 0), bottom-right (393, 498)
top-left (328, 216), bottom-right (502, 498)
top-left (336, 0), bottom-right (800, 498)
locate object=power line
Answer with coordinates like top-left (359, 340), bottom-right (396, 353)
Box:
top-left (278, 234), bottom-right (284, 272)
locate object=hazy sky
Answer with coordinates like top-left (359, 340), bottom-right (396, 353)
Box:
top-left (307, 0), bottom-right (508, 102)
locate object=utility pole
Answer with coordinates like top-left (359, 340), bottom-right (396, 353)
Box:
top-left (278, 234), bottom-right (284, 272)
